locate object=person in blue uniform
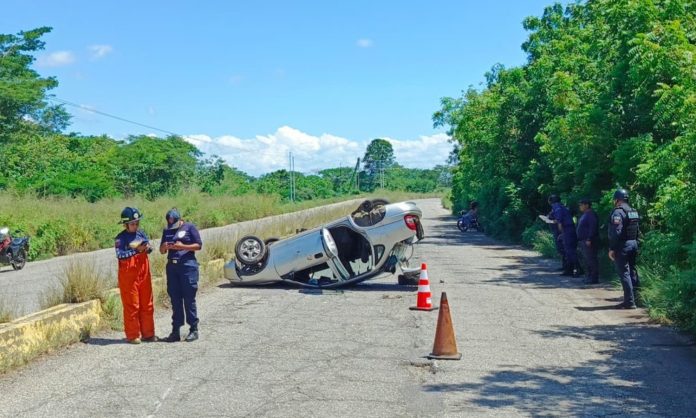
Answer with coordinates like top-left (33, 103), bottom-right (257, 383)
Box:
top-left (159, 208), bottom-right (203, 342)
top-left (546, 205), bottom-right (566, 271)
top-left (608, 189), bottom-right (640, 309)
top-left (577, 198), bottom-right (600, 284)
top-left (548, 195), bottom-right (579, 277)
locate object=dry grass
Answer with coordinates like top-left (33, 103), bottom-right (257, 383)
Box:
top-left (0, 297), bottom-right (18, 324)
top-left (39, 260), bottom-right (112, 309)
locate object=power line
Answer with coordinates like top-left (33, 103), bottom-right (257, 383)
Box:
top-left (49, 97), bottom-right (182, 137)
top-left (46, 96), bottom-right (258, 156)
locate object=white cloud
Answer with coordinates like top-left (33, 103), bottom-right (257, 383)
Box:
top-left (356, 38), bottom-right (374, 48)
top-left (383, 133), bottom-right (452, 169)
top-left (88, 44), bottom-right (113, 59)
top-left (183, 126), bottom-right (452, 176)
top-left (37, 51), bottom-right (75, 67)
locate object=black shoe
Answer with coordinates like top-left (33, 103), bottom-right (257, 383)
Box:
top-left (163, 333), bottom-right (181, 343)
top-left (614, 303), bottom-right (637, 310)
top-left (185, 330), bottom-right (199, 342)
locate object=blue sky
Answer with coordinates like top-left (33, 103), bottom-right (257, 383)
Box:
top-left (2, 0), bottom-right (555, 175)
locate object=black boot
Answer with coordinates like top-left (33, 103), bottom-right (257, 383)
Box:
top-left (185, 328), bottom-right (199, 342)
top-left (163, 328), bottom-right (181, 343)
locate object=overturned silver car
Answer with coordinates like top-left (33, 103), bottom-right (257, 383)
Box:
top-left (224, 199), bottom-right (424, 288)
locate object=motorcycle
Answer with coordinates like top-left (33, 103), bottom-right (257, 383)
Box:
top-left (457, 214), bottom-right (483, 233)
top-left (0, 227), bottom-right (30, 270)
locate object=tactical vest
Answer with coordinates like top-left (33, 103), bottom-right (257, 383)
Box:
top-left (618, 204), bottom-right (640, 240)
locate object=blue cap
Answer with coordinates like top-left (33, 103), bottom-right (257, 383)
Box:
top-left (166, 209), bottom-right (181, 229)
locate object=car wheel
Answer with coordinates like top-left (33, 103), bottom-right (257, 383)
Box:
top-left (235, 236), bottom-right (266, 265)
top-left (11, 248), bottom-right (27, 270)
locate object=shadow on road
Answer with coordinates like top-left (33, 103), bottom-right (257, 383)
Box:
top-left (85, 337), bottom-right (128, 346)
top-left (217, 280), bottom-right (416, 294)
top-left (423, 324), bottom-right (696, 416)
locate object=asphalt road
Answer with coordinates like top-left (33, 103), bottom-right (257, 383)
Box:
top-left (1, 199), bottom-right (694, 417)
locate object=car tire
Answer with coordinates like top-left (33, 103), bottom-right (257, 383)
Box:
top-left (398, 273), bottom-right (419, 286)
top-left (235, 236), bottom-right (266, 265)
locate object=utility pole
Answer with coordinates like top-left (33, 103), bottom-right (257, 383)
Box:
top-left (288, 151), bottom-right (295, 202)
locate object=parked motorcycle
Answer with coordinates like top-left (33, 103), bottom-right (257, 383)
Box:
top-left (0, 227), bottom-right (30, 270)
top-left (457, 214), bottom-right (483, 233)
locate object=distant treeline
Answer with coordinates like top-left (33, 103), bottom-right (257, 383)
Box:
top-left (435, 0), bottom-right (696, 332)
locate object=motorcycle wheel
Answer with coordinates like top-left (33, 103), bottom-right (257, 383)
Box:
top-left (11, 248), bottom-right (26, 270)
top-left (457, 220), bottom-right (468, 232)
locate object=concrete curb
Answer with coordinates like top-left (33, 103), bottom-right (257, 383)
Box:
top-left (0, 300), bottom-right (101, 372)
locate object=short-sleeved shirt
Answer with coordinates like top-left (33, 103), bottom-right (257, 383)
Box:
top-left (161, 222), bottom-right (202, 263)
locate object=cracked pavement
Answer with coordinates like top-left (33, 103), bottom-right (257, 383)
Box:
top-left (1, 199), bottom-right (695, 417)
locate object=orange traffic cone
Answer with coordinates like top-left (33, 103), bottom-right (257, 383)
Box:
top-left (427, 292), bottom-right (462, 360)
top-left (409, 263), bottom-right (438, 311)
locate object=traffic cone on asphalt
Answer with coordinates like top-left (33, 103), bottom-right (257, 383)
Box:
top-left (409, 263), bottom-right (438, 311)
top-left (427, 292), bottom-right (462, 360)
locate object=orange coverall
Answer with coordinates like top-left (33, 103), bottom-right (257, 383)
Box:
top-left (115, 230), bottom-right (155, 340)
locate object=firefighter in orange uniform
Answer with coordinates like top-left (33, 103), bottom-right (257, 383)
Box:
top-left (115, 207), bottom-right (156, 344)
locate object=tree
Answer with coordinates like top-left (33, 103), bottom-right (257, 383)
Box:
top-left (361, 138), bottom-right (395, 191)
top-left (0, 27), bottom-right (70, 141)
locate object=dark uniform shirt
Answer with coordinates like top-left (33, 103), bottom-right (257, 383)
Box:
top-left (161, 222), bottom-right (203, 263)
top-left (577, 209), bottom-right (599, 242)
top-left (115, 230), bottom-right (149, 259)
top-left (608, 203), bottom-right (639, 251)
top-left (551, 202), bottom-right (575, 229)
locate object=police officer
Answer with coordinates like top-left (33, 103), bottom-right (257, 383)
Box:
top-left (160, 208), bottom-right (203, 342)
top-left (548, 195), bottom-right (579, 277)
top-left (114, 207), bottom-right (155, 344)
top-left (577, 198), bottom-right (599, 284)
top-left (546, 205), bottom-right (566, 271)
top-left (608, 188), bottom-right (640, 309)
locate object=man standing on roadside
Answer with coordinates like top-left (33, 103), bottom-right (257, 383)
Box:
top-left (608, 189), bottom-right (640, 309)
top-left (549, 195), bottom-right (579, 277)
top-left (577, 199), bottom-right (599, 284)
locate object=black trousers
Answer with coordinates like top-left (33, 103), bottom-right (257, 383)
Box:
top-left (166, 261), bottom-right (199, 331)
top-left (613, 241), bottom-right (639, 306)
top-left (580, 240), bottom-right (599, 281)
